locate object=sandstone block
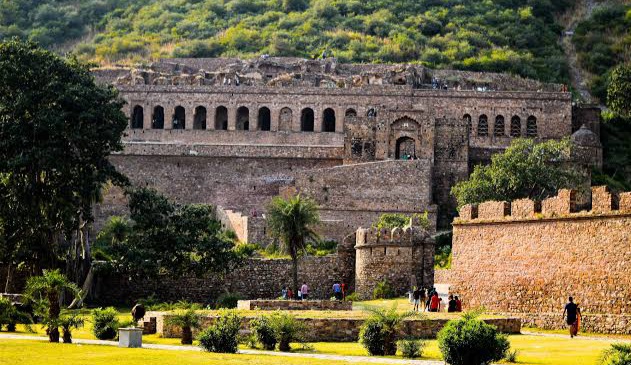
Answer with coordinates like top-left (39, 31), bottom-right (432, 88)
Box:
top-left (478, 201), bottom-right (510, 219)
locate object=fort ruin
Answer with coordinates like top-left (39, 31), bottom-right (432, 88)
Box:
top-left (94, 57), bottom-right (602, 242)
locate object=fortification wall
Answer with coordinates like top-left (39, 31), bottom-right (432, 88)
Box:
top-left (92, 256), bottom-right (350, 305)
top-left (451, 187), bottom-right (631, 332)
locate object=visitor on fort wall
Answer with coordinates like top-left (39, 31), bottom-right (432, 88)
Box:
top-left (300, 282), bottom-right (309, 300)
top-left (563, 296), bottom-right (582, 338)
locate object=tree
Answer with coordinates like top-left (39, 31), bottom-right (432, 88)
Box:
top-left (0, 39), bottom-right (127, 285)
top-left (25, 269), bottom-right (80, 342)
top-left (608, 64), bottom-right (631, 118)
top-left (451, 138), bottom-right (580, 207)
top-left (104, 188), bottom-right (238, 278)
top-left (359, 306), bottom-right (417, 356)
top-left (267, 194), bottom-right (320, 296)
top-left (165, 308), bottom-right (201, 345)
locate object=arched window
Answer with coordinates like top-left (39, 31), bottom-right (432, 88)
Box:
top-left (463, 114), bottom-right (472, 133)
top-left (172, 106), bottom-right (185, 129)
top-left (345, 108), bottom-right (357, 117)
top-left (258, 107), bottom-right (271, 131)
top-left (152, 106), bottom-right (164, 129)
top-left (301, 108), bottom-right (314, 132)
top-left (194, 106), bottom-right (207, 130)
top-left (131, 105), bottom-right (143, 129)
top-left (215, 106), bottom-right (228, 130)
top-left (323, 108), bottom-right (336, 132)
top-left (236, 106), bottom-right (249, 130)
top-left (366, 108), bottom-right (377, 117)
top-left (279, 107), bottom-right (292, 131)
top-left (510, 116), bottom-right (521, 137)
top-left (494, 115), bottom-right (505, 137)
top-left (477, 115), bottom-right (488, 137)
top-left (526, 116), bottom-right (538, 137)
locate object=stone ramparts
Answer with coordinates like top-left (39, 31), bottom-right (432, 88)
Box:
top-left (451, 186), bottom-right (631, 334)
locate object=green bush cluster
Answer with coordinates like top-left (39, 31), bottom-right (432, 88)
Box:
top-left (359, 307), bottom-right (416, 356)
top-left (399, 338), bottom-right (426, 359)
top-left (250, 312), bottom-right (306, 351)
top-left (92, 307), bottom-right (121, 340)
top-left (198, 310), bottom-right (242, 353)
top-left (215, 292), bottom-right (243, 309)
top-left (437, 312), bottom-right (510, 365)
top-left (372, 279), bottom-right (395, 300)
top-left (0, 297), bottom-right (31, 332)
top-left (599, 343), bottom-right (631, 365)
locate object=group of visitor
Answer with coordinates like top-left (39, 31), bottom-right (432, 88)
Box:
top-left (281, 282), bottom-right (310, 300)
top-left (332, 281), bottom-right (347, 300)
top-left (410, 287), bottom-right (463, 313)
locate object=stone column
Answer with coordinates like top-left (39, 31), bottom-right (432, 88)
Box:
top-left (164, 105), bottom-right (173, 130)
top-left (314, 108), bottom-right (323, 132)
top-left (208, 104), bottom-right (216, 130)
top-left (271, 107), bottom-right (280, 132)
top-left (335, 106), bottom-right (345, 133)
top-left (227, 107), bottom-right (236, 131)
top-left (143, 104), bottom-right (152, 130)
top-left (185, 105), bottom-right (194, 130)
top-left (249, 106), bottom-right (258, 131)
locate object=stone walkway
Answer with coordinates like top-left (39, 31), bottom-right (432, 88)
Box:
top-left (0, 333), bottom-right (444, 364)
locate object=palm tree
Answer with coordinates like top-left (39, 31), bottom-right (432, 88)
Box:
top-left (25, 269), bottom-right (80, 342)
top-left (59, 312), bottom-right (84, 344)
top-left (267, 194), bottom-right (320, 297)
top-left (165, 308), bottom-right (201, 344)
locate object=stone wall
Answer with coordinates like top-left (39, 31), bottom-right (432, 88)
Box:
top-left (236, 300), bottom-right (352, 311)
top-left (145, 311), bottom-right (521, 341)
top-left (451, 187), bottom-right (631, 333)
top-left (93, 255), bottom-right (353, 305)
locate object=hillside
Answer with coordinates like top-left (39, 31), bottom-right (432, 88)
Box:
top-left (0, 0), bottom-right (571, 83)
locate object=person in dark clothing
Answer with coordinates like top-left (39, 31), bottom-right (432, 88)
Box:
top-left (447, 295), bottom-right (457, 313)
top-left (413, 287), bottom-right (422, 311)
top-left (563, 296), bottom-right (581, 338)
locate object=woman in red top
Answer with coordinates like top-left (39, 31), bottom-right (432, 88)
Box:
top-left (429, 293), bottom-right (440, 312)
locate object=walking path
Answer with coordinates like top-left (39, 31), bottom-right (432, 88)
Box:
top-left (0, 333), bottom-right (444, 365)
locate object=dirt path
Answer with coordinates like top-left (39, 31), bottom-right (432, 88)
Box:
top-left (561, 0), bottom-right (598, 103)
top-left (0, 333), bottom-right (444, 365)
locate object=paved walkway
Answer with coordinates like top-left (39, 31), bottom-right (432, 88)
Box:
top-left (0, 333), bottom-right (444, 364)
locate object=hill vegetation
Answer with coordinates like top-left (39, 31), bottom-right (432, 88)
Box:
top-left (1, 0), bottom-right (571, 83)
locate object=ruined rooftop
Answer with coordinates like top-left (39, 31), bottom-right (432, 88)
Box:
top-left (94, 57), bottom-right (563, 92)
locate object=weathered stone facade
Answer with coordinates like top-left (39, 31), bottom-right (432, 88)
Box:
top-left (94, 57), bottom-right (601, 237)
top-left (450, 186), bottom-right (631, 334)
top-left (236, 300), bottom-right (352, 311)
top-left (354, 226), bottom-right (434, 299)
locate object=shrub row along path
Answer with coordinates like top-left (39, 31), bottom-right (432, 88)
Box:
top-left (0, 333), bottom-right (443, 365)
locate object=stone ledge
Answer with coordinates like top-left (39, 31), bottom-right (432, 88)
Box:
top-left (236, 300), bottom-right (352, 311)
top-left (506, 312), bottom-right (631, 335)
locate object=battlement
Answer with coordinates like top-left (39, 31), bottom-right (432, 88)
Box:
top-left (355, 225), bottom-right (426, 247)
top-left (456, 186), bottom-right (631, 224)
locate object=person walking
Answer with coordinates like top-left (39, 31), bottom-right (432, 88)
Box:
top-left (300, 282), bottom-right (309, 300)
top-left (341, 282), bottom-right (347, 300)
top-left (413, 287), bottom-right (422, 312)
top-left (563, 296), bottom-right (581, 338)
top-left (429, 292), bottom-right (440, 312)
top-left (332, 281), bottom-right (342, 300)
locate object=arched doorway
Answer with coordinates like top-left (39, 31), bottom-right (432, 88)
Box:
top-left (215, 106), bottom-right (228, 130)
top-left (172, 106), bottom-right (185, 129)
top-left (279, 107), bottom-right (292, 132)
top-left (131, 105), bottom-right (143, 129)
top-left (323, 108), bottom-right (336, 132)
top-left (395, 137), bottom-right (416, 160)
top-left (258, 107), bottom-right (271, 131)
top-left (236, 106), bottom-right (249, 130)
top-left (194, 106), bottom-right (207, 130)
top-left (301, 108), bottom-right (314, 132)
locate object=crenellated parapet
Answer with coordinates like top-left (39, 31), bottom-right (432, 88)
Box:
top-left (456, 186), bottom-right (631, 223)
top-left (354, 225), bottom-right (434, 299)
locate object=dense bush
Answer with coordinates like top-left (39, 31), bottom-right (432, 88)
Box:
top-left (0, 297), bottom-right (31, 332)
top-left (215, 292), bottom-right (243, 309)
top-left (359, 307), bottom-right (416, 356)
top-left (372, 279), bottom-right (395, 300)
top-left (250, 315), bottom-right (277, 350)
top-left (268, 312), bottom-right (306, 352)
top-left (92, 307), bottom-right (120, 340)
top-left (198, 310), bottom-right (241, 353)
top-left (399, 338), bottom-right (426, 359)
top-left (599, 343), bottom-right (631, 365)
top-left (437, 312), bottom-right (510, 365)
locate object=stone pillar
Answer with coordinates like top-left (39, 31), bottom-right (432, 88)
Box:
top-left (185, 105), bottom-right (194, 130)
top-left (227, 107), bottom-right (236, 131)
top-left (271, 107), bottom-right (280, 132)
top-left (335, 106), bottom-right (344, 133)
top-left (164, 105), bottom-right (173, 130)
top-left (143, 104), bottom-right (152, 130)
top-left (249, 106), bottom-right (258, 131)
top-left (207, 104), bottom-right (215, 130)
top-left (314, 108), bottom-right (323, 132)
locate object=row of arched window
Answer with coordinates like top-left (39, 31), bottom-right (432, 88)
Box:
top-left (463, 114), bottom-right (538, 138)
top-left (131, 105), bottom-right (345, 132)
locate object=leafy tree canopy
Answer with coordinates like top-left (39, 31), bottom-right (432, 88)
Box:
top-left (0, 39), bottom-right (127, 271)
top-left (98, 188), bottom-right (238, 278)
top-left (607, 64), bottom-right (631, 119)
top-left (451, 138), bottom-right (580, 207)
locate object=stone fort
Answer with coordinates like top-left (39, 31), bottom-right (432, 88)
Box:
top-left (94, 56), bottom-right (602, 242)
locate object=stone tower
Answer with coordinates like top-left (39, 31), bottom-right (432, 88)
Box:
top-left (354, 225), bottom-right (434, 300)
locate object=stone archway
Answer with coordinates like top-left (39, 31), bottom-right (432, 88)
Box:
top-left (395, 137), bottom-right (416, 160)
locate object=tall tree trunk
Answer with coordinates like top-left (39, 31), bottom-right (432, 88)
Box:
top-left (291, 254), bottom-right (299, 300)
top-left (181, 326), bottom-right (192, 345)
top-left (4, 264), bottom-right (11, 293)
top-left (48, 292), bottom-right (60, 343)
top-left (68, 263), bottom-right (95, 309)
